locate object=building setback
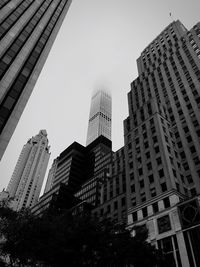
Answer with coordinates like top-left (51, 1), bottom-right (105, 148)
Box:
top-left (7, 129), bottom-right (50, 210)
top-left (0, 0), bottom-right (72, 160)
top-left (86, 90), bottom-right (112, 146)
top-left (124, 20), bottom-right (200, 267)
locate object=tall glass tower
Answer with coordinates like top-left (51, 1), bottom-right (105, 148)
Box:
top-left (86, 90), bottom-right (112, 146)
top-left (0, 0), bottom-right (72, 160)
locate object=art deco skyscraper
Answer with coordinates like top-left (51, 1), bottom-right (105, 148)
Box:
top-left (0, 0), bottom-right (72, 160)
top-left (124, 20), bottom-right (200, 266)
top-left (7, 130), bottom-right (50, 210)
top-left (124, 20), bottom-right (200, 212)
top-left (86, 90), bottom-right (112, 146)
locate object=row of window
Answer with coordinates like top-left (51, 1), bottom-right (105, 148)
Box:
top-left (0, 0), bottom-right (67, 132)
top-left (0, 0), bottom-right (53, 78)
top-left (132, 197), bottom-right (171, 222)
top-left (0, 0), bottom-right (10, 9)
top-left (0, 0), bottom-right (33, 39)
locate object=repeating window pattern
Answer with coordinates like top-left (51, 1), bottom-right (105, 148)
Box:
top-left (125, 20), bottom-right (200, 207)
top-left (0, 0), bottom-right (68, 133)
top-left (0, 0), bottom-right (10, 9)
top-left (0, 0), bottom-right (34, 40)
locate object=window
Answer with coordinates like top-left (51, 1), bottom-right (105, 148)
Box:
top-left (156, 157), bottom-right (162, 165)
top-left (190, 145), bottom-right (196, 154)
top-left (183, 162), bottom-right (189, 171)
top-left (130, 172), bottom-right (134, 180)
top-left (132, 212), bottom-right (137, 222)
top-left (145, 151), bottom-right (150, 158)
top-left (180, 151), bottom-right (186, 159)
top-left (143, 132), bottom-right (147, 139)
top-left (183, 126), bottom-right (189, 133)
top-left (154, 146), bottom-right (160, 153)
top-left (172, 169), bottom-right (177, 178)
top-left (150, 118), bottom-right (154, 125)
top-left (152, 202), bottom-right (159, 213)
top-left (144, 141), bottom-right (149, 149)
top-left (132, 197), bottom-right (136, 207)
top-left (161, 182), bottom-right (167, 192)
top-left (153, 136), bottom-right (158, 143)
top-left (186, 175), bottom-right (192, 184)
top-left (159, 169), bottom-right (164, 178)
top-left (135, 138), bottom-right (139, 144)
top-left (151, 126), bottom-right (156, 134)
top-left (131, 184), bottom-right (135, 192)
top-left (138, 168), bottom-right (143, 176)
top-left (140, 180), bottom-right (144, 188)
top-left (150, 188), bottom-right (156, 197)
top-left (193, 156), bottom-right (200, 165)
top-left (141, 192), bottom-right (146, 202)
top-left (147, 162), bottom-right (152, 170)
top-left (142, 207), bottom-right (148, 218)
top-left (186, 135), bottom-right (192, 143)
top-left (114, 201), bottom-right (118, 210)
top-left (148, 174), bottom-right (154, 183)
top-left (129, 162), bottom-right (133, 169)
top-left (121, 197), bottom-right (126, 206)
top-left (163, 197), bottom-right (170, 208)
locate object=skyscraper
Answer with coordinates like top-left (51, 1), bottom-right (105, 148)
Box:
top-left (7, 130), bottom-right (50, 210)
top-left (124, 20), bottom-right (200, 266)
top-left (0, 0), bottom-right (72, 160)
top-left (86, 90), bottom-right (112, 146)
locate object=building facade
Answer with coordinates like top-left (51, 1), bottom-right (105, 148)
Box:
top-left (0, 0), bottom-right (72, 160)
top-left (32, 141), bottom-right (92, 215)
top-left (7, 129), bottom-right (50, 210)
top-left (91, 146), bottom-right (127, 224)
top-left (75, 136), bottom-right (112, 207)
top-left (86, 90), bottom-right (112, 146)
top-left (124, 20), bottom-right (200, 267)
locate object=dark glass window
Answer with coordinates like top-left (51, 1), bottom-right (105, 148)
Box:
top-left (161, 182), bottom-right (167, 192)
top-left (159, 169), bottom-right (164, 178)
top-left (163, 197), bottom-right (170, 208)
top-left (142, 207), bottom-right (148, 218)
top-left (152, 202), bottom-right (159, 213)
top-left (148, 174), bottom-right (154, 183)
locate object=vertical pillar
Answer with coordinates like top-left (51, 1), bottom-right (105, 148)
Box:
top-left (176, 232), bottom-right (190, 267)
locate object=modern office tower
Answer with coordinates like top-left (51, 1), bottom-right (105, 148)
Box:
top-left (7, 130), bottom-right (50, 210)
top-left (0, 0), bottom-right (72, 160)
top-left (124, 20), bottom-right (200, 266)
top-left (86, 90), bottom-right (112, 146)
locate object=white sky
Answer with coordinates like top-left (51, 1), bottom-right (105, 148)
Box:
top-left (1, 0), bottom-right (200, 192)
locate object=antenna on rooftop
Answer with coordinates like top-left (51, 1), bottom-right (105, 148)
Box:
top-left (169, 12), bottom-right (175, 22)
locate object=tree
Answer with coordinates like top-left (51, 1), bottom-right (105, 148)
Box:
top-left (0, 205), bottom-right (164, 267)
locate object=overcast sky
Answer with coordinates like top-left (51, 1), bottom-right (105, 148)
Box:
top-left (1, 0), bottom-right (200, 192)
